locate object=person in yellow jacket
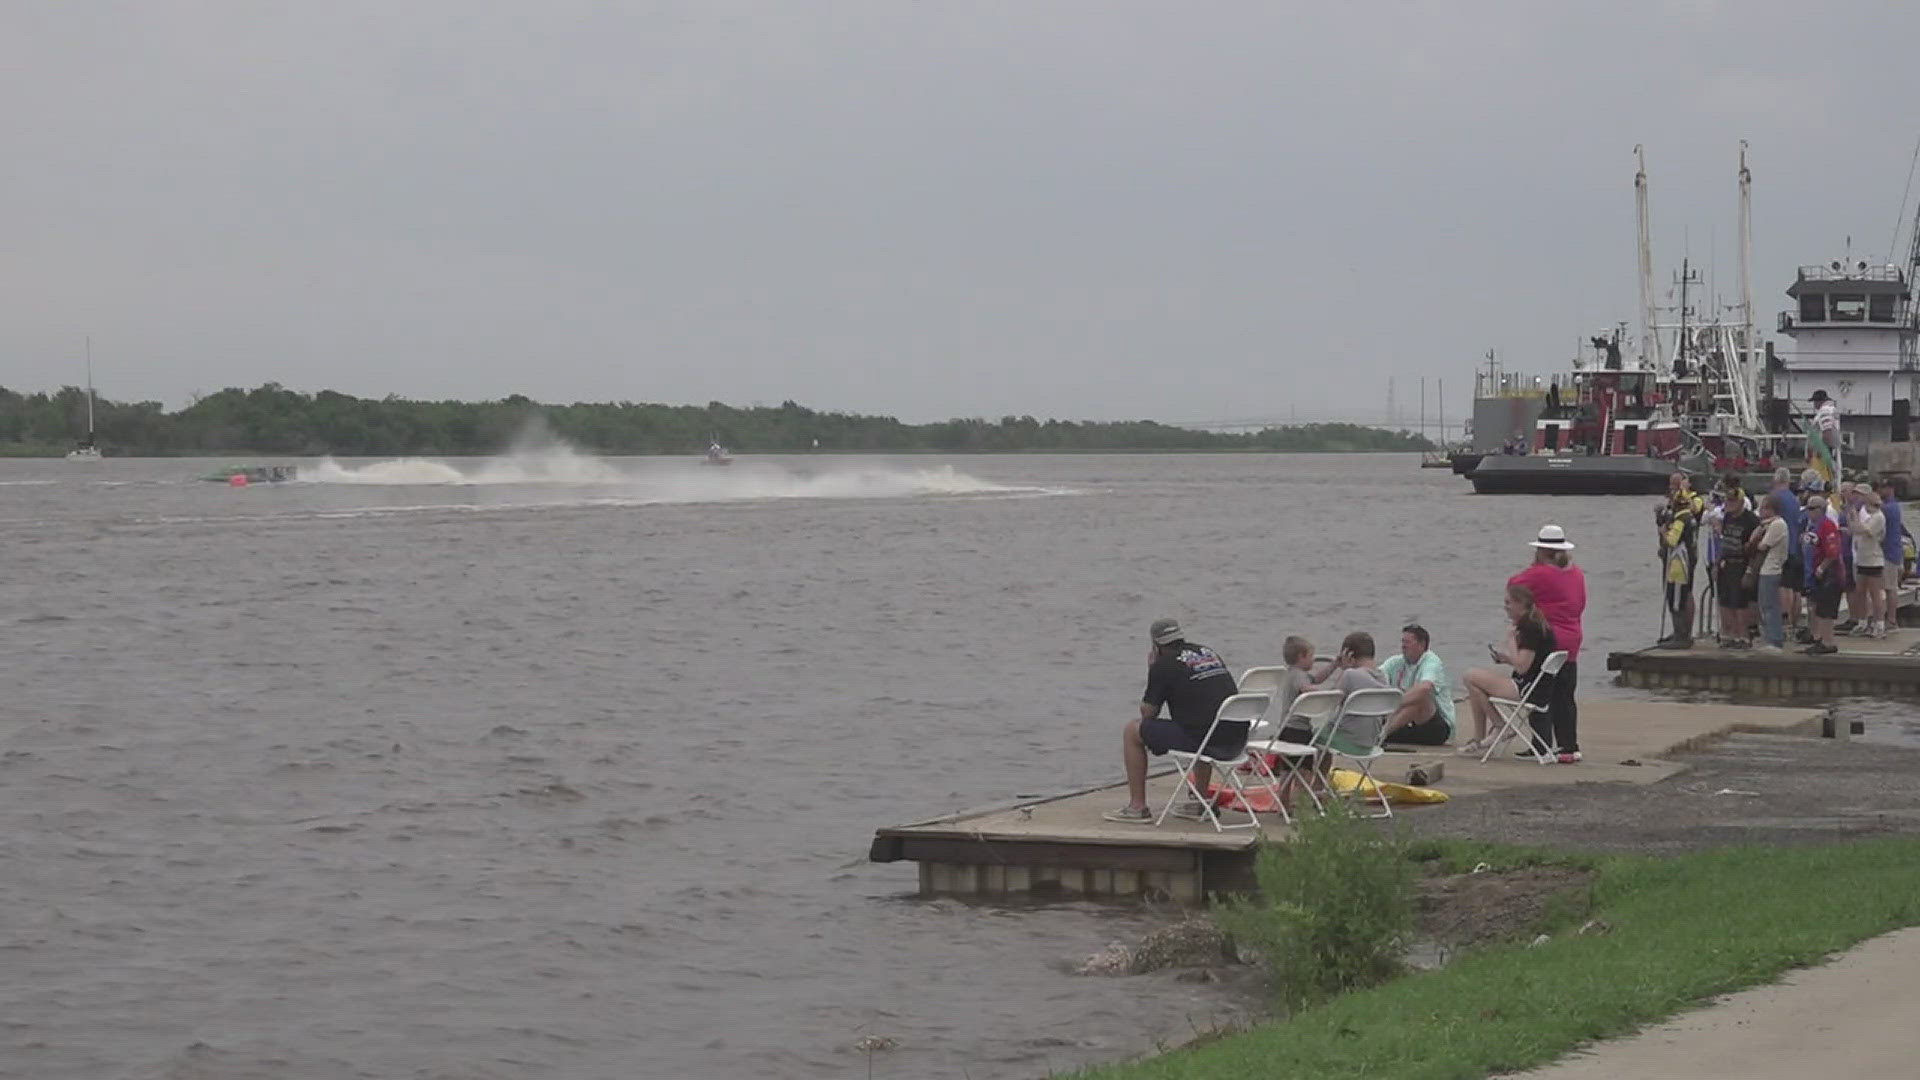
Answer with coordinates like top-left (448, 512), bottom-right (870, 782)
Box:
top-left (1657, 472), bottom-right (1707, 647)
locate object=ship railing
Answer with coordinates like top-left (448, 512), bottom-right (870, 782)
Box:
top-left (1796, 264), bottom-right (1905, 283)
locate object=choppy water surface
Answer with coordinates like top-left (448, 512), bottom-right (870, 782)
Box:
top-left (1, 451), bottom-right (1899, 1078)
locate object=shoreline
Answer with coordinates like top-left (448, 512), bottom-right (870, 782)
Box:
top-left (1070, 724), bottom-right (1920, 1078)
top-left (2, 447), bottom-right (1429, 459)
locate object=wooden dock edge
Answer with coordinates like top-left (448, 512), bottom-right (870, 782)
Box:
top-left (1607, 649), bottom-right (1920, 699)
top-left (870, 774), bottom-right (1260, 902)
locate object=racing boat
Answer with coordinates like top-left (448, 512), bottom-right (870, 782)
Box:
top-left (200, 465), bottom-right (299, 484)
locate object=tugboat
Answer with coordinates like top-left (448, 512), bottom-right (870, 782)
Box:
top-left (1470, 330), bottom-right (1705, 494)
top-left (1472, 145), bottom-right (1761, 494)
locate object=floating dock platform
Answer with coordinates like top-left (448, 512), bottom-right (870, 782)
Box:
top-left (1608, 625), bottom-right (1920, 698)
top-left (870, 701), bottom-right (1825, 901)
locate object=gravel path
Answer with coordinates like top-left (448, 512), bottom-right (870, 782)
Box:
top-left (1393, 732), bottom-right (1920, 853)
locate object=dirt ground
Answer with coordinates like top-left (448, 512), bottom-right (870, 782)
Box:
top-left (1415, 865), bottom-right (1596, 952)
top-left (1393, 731), bottom-right (1920, 854)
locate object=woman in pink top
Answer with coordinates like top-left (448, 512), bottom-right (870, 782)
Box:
top-left (1507, 524), bottom-right (1587, 762)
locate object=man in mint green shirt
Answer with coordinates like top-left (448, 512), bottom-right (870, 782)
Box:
top-left (1378, 624), bottom-right (1454, 745)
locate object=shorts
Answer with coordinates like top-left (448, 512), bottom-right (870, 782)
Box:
top-left (1141, 716), bottom-right (1244, 759)
top-left (1812, 580), bottom-right (1843, 620)
top-left (1387, 709), bottom-right (1451, 746)
top-left (1715, 564), bottom-right (1754, 607)
top-left (1858, 564), bottom-right (1884, 578)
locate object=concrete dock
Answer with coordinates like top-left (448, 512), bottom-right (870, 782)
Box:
top-left (870, 701), bottom-right (1826, 901)
top-left (1608, 625), bottom-right (1920, 697)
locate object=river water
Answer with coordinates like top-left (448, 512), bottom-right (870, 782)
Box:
top-left (1, 450), bottom-right (1908, 1079)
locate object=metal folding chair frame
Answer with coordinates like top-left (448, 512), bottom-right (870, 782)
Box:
top-left (1480, 650), bottom-right (1570, 764)
top-left (1155, 692), bottom-right (1280, 831)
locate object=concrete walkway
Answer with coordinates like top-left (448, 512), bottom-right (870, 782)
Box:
top-left (1505, 926), bottom-right (1920, 1078)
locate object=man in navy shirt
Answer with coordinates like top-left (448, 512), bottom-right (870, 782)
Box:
top-left (1105, 617), bottom-right (1239, 823)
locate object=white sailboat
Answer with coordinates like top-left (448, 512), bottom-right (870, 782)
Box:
top-left (66, 337), bottom-right (102, 461)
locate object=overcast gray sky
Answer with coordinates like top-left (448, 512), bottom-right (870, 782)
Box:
top-left (6, 1), bottom-right (1918, 424)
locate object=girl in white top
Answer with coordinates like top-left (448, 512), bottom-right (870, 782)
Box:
top-left (1753, 494), bottom-right (1790, 650)
top-left (1851, 490), bottom-right (1889, 637)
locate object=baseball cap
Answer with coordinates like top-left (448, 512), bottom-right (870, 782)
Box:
top-left (1149, 617), bottom-right (1184, 645)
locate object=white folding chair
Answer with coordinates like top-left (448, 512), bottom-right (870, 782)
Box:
top-left (1155, 692), bottom-right (1278, 831)
top-left (1237, 665), bottom-right (1291, 697)
top-left (1248, 689), bottom-right (1345, 822)
top-left (1481, 651), bottom-right (1569, 764)
top-left (1316, 687), bottom-right (1403, 820)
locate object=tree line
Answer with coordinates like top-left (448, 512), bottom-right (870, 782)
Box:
top-left (0, 383), bottom-right (1436, 456)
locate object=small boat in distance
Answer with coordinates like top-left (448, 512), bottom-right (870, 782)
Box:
top-left (703, 440), bottom-right (734, 466)
top-left (66, 337), bottom-right (102, 461)
top-left (200, 465), bottom-right (299, 484)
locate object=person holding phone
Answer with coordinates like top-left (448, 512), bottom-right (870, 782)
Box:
top-left (1457, 584), bottom-right (1558, 755)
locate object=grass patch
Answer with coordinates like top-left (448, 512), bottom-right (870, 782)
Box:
top-left (1404, 836), bottom-right (1598, 876)
top-left (1075, 835), bottom-right (1920, 1079)
top-left (1214, 806), bottom-right (1414, 1010)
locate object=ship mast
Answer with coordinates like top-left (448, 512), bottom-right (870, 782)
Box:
top-left (1907, 164), bottom-right (1920, 372)
top-left (1726, 141), bottom-right (1762, 434)
top-left (1738, 142), bottom-right (1754, 370)
top-left (85, 335), bottom-right (95, 442)
top-left (1636, 146), bottom-right (1659, 369)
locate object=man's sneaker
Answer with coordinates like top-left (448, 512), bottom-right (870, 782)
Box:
top-left (1168, 798), bottom-right (1210, 821)
top-left (1847, 622), bottom-right (1874, 637)
top-left (1102, 805), bottom-right (1153, 824)
top-left (1794, 628), bottom-right (1815, 644)
top-left (1802, 642), bottom-right (1839, 655)
top-left (1835, 620), bottom-right (1859, 633)
top-left (1870, 621), bottom-right (1889, 639)
top-left (1755, 643), bottom-right (1784, 653)
top-left (1556, 751), bottom-right (1583, 764)
top-left (1656, 636), bottom-right (1694, 650)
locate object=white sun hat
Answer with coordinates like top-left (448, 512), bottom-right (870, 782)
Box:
top-left (1528, 524), bottom-right (1575, 550)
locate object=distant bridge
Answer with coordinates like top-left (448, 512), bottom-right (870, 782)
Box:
top-left (1174, 413), bottom-right (1464, 439)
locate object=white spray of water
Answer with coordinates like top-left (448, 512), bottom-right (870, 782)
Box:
top-left (301, 445), bottom-right (1061, 504)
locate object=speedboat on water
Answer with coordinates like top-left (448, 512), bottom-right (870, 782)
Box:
top-left (200, 465), bottom-right (299, 484)
top-left (703, 442), bottom-right (733, 466)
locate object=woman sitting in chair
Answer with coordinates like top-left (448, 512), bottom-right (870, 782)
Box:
top-left (1457, 584), bottom-right (1557, 756)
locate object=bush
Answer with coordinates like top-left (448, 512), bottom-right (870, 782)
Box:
top-left (1215, 805), bottom-right (1414, 1010)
